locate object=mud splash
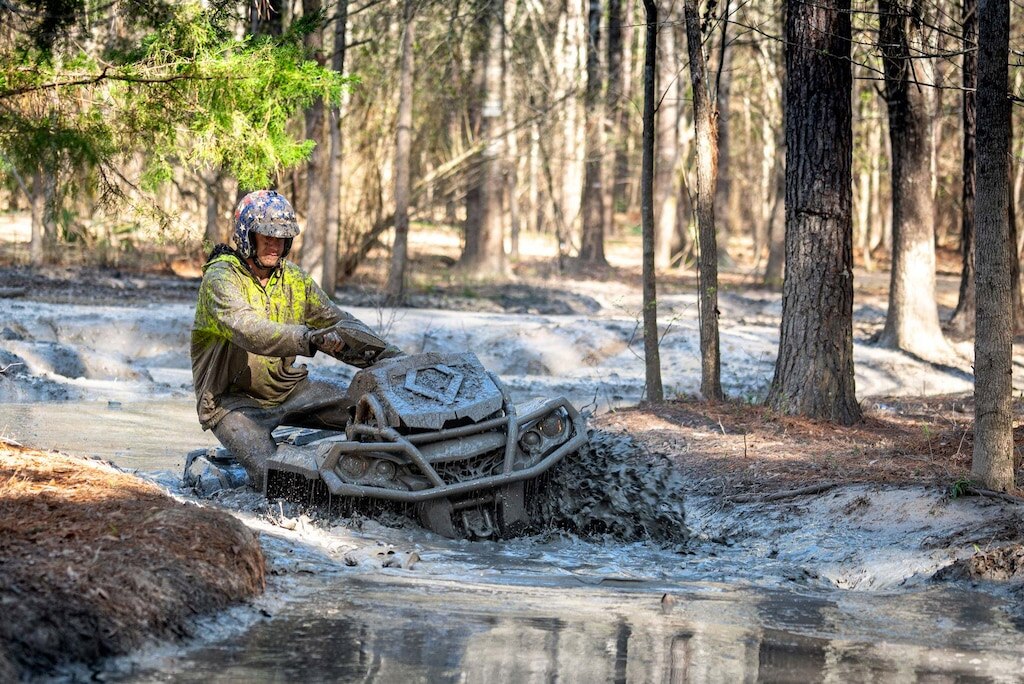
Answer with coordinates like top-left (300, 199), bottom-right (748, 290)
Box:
top-left (534, 428), bottom-right (687, 544)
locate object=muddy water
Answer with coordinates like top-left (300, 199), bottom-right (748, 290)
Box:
top-left (7, 400), bottom-right (1024, 681)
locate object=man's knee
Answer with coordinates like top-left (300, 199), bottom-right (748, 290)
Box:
top-left (212, 410), bottom-right (277, 490)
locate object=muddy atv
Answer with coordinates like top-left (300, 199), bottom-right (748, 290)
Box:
top-left (189, 352), bottom-right (588, 539)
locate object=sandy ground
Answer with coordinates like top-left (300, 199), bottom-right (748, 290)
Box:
top-left (2, 261), bottom-right (1024, 676)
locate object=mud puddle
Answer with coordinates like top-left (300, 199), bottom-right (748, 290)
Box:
top-left (9, 399), bottom-right (1024, 681)
top-left (80, 550), bottom-right (1024, 682)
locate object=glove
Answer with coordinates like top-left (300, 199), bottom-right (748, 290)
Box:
top-left (310, 328), bottom-right (346, 354)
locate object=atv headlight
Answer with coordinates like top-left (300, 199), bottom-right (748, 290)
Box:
top-left (339, 455), bottom-right (369, 479)
top-left (540, 412), bottom-right (565, 437)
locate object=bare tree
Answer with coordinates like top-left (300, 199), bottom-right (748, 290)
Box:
top-left (653, 6), bottom-right (680, 269)
top-left (387, 0), bottom-right (415, 302)
top-left (875, 0), bottom-right (948, 360)
top-left (683, 0), bottom-right (722, 401)
top-left (459, 0), bottom-right (507, 277)
top-left (580, 0), bottom-right (607, 264)
top-left (947, 0), bottom-right (978, 336)
top-left (972, 0), bottom-right (1014, 491)
top-left (321, 0), bottom-right (347, 298)
top-left (766, 0), bottom-right (861, 425)
top-left (299, 0), bottom-right (328, 286)
top-left (641, 0), bottom-right (663, 402)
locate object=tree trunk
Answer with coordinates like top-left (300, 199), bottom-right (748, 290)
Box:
top-left (766, 0), bottom-right (860, 425)
top-left (641, 0), bottom-right (663, 402)
top-left (605, 0), bottom-right (625, 235)
top-left (653, 11), bottom-right (679, 269)
top-left (712, 1), bottom-right (734, 259)
top-left (760, 9), bottom-right (785, 287)
top-left (203, 171), bottom-right (223, 250)
top-left (946, 0), bottom-right (978, 335)
top-left (30, 168), bottom-right (47, 266)
top-left (459, 0), bottom-right (507, 277)
top-left (972, 0), bottom-right (1014, 491)
top-left (876, 0), bottom-right (948, 359)
top-left (299, 0), bottom-right (327, 286)
top-left (322, 0), bottom-right (347, 298)
top-left (580, 0), bottom-right (607, 264)
top-left (386, 0), bottom-right (415, 302)
top-left (611, 0), bottom-right (635, 220)
top-left (684, 0), bottom-right (722, 401)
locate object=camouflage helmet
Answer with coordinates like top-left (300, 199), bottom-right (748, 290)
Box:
top-left (232, 190), bottom-right (300, 260)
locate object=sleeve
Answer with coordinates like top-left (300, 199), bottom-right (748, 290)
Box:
top-left (204, 267), bottom-right (313, 357)
top-left (302, 277), bottom-right (402, 368)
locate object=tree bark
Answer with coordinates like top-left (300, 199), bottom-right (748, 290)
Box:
top-left (321, 0), bottom-right (347, 298)
top-left (684, 0), bottom-right (722, 401)
top-left (605, 0), bottom-right (625, 233)
top-left (760, 6), bottom-right (785, 286)
top-left (766, 0), bottom-right (860, 425)
top-left (30, 168), bottom-right (47, 266)
top-left (641, 0), bottom-right (663, 402)
top-left (299, 0), bottom-right (327, 286)
top-left (459, 0), bottom-right (507, 277)
top-left (712, 0), bottom-right (734, 257)
top-left (972, 0), bottom-right (1014, 491)
top-left (876, 0), bottom-right (948, 358)
top-left (580, 0), bottom-right (607, 264)
top-left (386, 0), bottom-right (415, 302)
top-left (653, 11), bottom-right (679, 270)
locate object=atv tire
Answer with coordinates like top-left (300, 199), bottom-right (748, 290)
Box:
top-left (495, 481), bottom-right (528, 537)
top-left (417, 498), bottom-right (459, 538)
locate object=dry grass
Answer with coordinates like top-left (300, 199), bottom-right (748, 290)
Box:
top-left (596, 394), bottom-right (1023, 497)
top-left (0, 443), bottom-right (265, 678)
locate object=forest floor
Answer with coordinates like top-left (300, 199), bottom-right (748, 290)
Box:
top-left (3, 226), bottom-right (1024, 676)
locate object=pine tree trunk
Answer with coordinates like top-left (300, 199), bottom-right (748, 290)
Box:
top-left (30, 168), bottom-right (46, 267)
top-left (580, 0), bottom-right (607, 264)
top-left (684, 0), bottom-right (722, 401)
top-left (972, 0), bottom-right (1014, 491)
top-left (641, 0), bottom-right (663, 402)
top-left (712, 4), bottom-right (733, 257)
top-left (653, 11), bottom-right (679, 269)
top-left (948, 0), bottom-right (982, 336)
top-left (766, 0), bottom-right (860, 425)
top-left (387, 0), bottom-right (415, 301)
top-left (322, 0), bottom-right (347, 298)
top-left (300, 0), bottom-right (327, 286)
top-left (605, 0), bottom-right (625, 235)
top-left (876, 0), bottom-right (947, 358)
top-left (459, 0), bottom-right (507, 277)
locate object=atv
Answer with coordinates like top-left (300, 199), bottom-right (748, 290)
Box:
top-left (186, 351), bottom-right (588, 539)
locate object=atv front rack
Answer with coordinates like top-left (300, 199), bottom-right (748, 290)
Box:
top-left (265, 372), bottom-right (587, 503)
top-left (315, 389), bottom-right (585, 501)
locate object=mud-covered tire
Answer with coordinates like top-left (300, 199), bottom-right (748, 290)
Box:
top-left (495, 481), bottom-right (528, 537)
top-left (417, 498), bottom-right (459, 538)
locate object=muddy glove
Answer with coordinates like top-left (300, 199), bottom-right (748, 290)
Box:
top-left (310, 329), bottom-right (346, 354)
top-left (309, 321), bottom-right (402, 368)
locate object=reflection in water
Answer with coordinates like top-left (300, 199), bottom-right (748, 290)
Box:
top-left (108, 575), bottom-right (1023, 683)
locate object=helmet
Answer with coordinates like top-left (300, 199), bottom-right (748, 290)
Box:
top-left (232, 190), bottom-right (300, 260)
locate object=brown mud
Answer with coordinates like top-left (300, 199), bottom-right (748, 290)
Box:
top-left (0, 441), bottom-right (265, 679)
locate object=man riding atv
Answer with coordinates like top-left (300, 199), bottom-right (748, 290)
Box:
top-left (191, 190), bottom-right (404, 491)
top-left (190, 190), bottom-right (588, 538)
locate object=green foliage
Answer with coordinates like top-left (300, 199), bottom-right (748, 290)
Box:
top-left (948, 477), bottom-right (975, 499)
top-left (0, 1), bottom-right (349, 199)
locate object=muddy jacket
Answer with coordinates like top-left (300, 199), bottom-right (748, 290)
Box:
top-left (191, 252), bottom-right (385, 430)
